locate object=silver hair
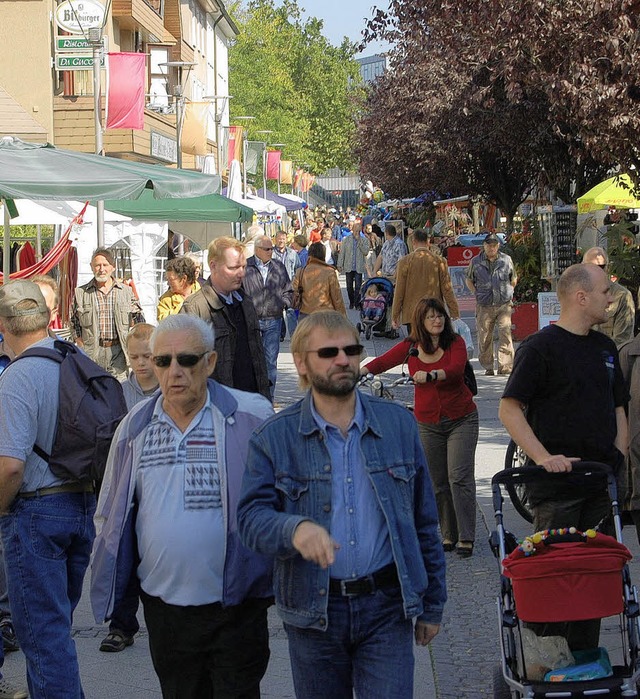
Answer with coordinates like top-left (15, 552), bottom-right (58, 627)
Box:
top-left (150, 314), bottom-right (215, 353)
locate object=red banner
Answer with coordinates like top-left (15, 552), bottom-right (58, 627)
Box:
top-left (106, 53), bottom-right (146, 130)
top-left (266, 150), bottom-right (281, 180)
top-left (227, 126), bottom-right (243, 167)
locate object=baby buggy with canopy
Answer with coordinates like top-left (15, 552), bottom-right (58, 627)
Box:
top-left (356, 277), bottom-right (395, 340)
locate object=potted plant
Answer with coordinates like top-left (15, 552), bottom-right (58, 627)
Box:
top-left (504, 219), bottom-right (551, 340)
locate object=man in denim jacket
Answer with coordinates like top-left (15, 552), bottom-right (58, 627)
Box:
top-left (238, 311), bottom-right (446, 699)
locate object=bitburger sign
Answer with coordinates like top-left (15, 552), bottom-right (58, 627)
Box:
top-left (55, 0), bottom-right (105, 34)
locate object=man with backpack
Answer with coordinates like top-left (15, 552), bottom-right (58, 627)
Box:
top-left (0, 279), bottom-right (126, 699)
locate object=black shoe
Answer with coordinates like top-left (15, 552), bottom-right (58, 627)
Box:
top-left (385, 330), bottom-right (399, 339)
top-left (99, 629), bottom-right (135, 653)
top-left (0, 619), bottom-right (19, 653)
top-left (349, 302), bottom-right (355, 309)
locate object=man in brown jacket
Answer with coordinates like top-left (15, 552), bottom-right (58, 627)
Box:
top-left (391, 229), bottom-right (460, 333)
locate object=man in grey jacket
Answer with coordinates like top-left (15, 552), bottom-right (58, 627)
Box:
top-left (243, 235), bottom-right (293, 400)
top-left (337, 222), bottom-right (370, 309)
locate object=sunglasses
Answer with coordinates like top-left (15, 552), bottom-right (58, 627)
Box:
top-left (306, 344), bottom-right (364, 359)
top-left (259, 246), bottom-right (274, 252)
top-left (152, 352), bottom-right (208, 368)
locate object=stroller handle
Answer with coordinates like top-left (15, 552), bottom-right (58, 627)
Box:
top-left (491, 460), bottom-right (613, 488)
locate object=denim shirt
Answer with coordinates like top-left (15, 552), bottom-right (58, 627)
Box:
top-left (237, 391), bottom-right (446, 631)
top-left (310, 393), bottom-right (393, 579)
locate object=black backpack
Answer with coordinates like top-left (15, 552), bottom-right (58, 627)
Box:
top-left (13, 340), bottom-right (128, 482)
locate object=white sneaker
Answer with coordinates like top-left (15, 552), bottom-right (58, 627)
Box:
top-left (0, 678), bottom-right (28, 699)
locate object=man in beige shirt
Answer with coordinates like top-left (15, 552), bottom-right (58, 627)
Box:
top-left (392, 229), bottom-right (460, 333)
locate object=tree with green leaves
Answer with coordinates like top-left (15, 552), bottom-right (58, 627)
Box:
top-left (228, 0), bottom-right (364, 178)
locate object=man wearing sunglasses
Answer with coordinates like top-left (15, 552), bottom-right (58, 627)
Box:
top-left (238, 311), bottom-right (446, 699)
top-left (92, 314), bottom-right (274, 699)
top-left (243, 235), bottom-right (293, 400)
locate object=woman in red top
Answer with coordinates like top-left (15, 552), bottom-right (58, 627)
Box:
top-left (363, 297), bottom-right (478, 557)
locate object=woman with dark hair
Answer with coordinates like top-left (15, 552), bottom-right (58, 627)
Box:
top-left (292, 242), bottom-right (346, 317)
top-left (362, 297), bottom-right (478, 557)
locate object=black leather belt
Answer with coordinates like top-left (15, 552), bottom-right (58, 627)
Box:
top-left (19, 483), bottom-right (94, 498)
top-left (329, 563), bottom-right (399, 597)
top-left (99, 338), bottom-right (120, 347)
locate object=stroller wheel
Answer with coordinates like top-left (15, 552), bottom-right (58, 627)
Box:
top-left (365, 327), bottom-right (372, 340)
top-left (492, 665), bottom-right (515, 698)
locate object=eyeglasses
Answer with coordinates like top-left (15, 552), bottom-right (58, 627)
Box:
top-left (258, 246), bottom-right (274, 252)
top-left (425, 313), bottom-right (445, 321)
top-left (152, 352), bottom-right (208, 368)
top-left (306, 344), bottom-right (364, 359)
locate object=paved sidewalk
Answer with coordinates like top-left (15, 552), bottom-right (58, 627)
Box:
top-left (3, 299), bottom-right (639, 697)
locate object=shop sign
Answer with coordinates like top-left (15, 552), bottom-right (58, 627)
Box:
top-left (55, 0), bottom-right (105, 34)
top-left (55, 53), bottom-right (105, 70)
top-left (151, 131), bottom-right (177, 164)
top-left (56, 35), bottom-right (108, 51)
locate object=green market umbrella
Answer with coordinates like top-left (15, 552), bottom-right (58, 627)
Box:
top-left (577, 174), bottom-right (640, 214)
top-left (101, 188), bottom-right (253, 223)
top-left (0, 137), bottom-right (219, 201)
top-left (0, 136), bottom-right (222, 277)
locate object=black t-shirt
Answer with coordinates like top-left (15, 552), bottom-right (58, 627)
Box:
top-left (503, 325), bottom-right (627, 502)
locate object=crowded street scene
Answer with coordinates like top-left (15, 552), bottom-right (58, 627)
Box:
top-left (2, 0), bottom-right (640, 697)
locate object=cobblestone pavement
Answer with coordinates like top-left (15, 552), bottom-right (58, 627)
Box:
top-left (4, 295), bottom-right (640, 698)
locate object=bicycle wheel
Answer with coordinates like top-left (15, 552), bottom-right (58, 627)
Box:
top-left (504, 440), bottom-right (534, 523)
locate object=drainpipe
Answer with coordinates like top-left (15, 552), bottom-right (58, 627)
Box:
top-left (212, 8), bottom-right (224, 172)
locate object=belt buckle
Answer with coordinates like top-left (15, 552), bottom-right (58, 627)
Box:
top-left (339, 579), bottom-right (352, 596)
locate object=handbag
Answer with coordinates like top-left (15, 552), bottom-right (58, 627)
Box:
top-left (292, 268), bottom-right (306, 311)
top-left (464, 360), bottom-right (478, 396)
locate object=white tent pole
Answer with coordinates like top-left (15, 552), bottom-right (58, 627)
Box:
top-left (3, 201), bottom-right (9, 281)
top-left (36, 224), bottom-right (42, 261)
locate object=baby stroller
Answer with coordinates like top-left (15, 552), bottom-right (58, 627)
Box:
top-left (491, 463), bottom-right (640, 697)
top-left (356, 277), bottom-right (394, 340)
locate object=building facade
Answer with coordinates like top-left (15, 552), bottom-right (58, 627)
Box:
top-left (0, 0), bottom-right (237, 170)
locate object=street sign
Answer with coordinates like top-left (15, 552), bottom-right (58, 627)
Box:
top-left (56, 36), bottom-right (108, 51)
top-left (55, 0), bottom-right (105, 34)
top-left (54, 53), bottom-right (105, 70)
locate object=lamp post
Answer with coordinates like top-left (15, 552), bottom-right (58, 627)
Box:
top-left (85, 26), bottom-right (106, 245)
top-left (203, 94), bottom-right (232, 176)
top-left (159, 61), bottom-right (197, 169)
top-left (255, 130), bottom-right (272, 193)
top-left (233, 116), bottom-right (255, 197)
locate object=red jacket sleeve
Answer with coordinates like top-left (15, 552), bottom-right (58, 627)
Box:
top-left (364, 339), bottom-right (413, 375)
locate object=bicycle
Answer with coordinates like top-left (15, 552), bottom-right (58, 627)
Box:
top-left (358, 373), bottom-right (415, 409)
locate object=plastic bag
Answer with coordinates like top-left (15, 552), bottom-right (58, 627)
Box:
top-left (519, 628), bottom-right (574, 681)
top-left (452, 318), bottom-right (474, 359)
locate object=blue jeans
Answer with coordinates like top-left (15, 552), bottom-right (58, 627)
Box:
top-left (0, 492), bottom-right (96, 699)
top-left (284, 587), bottom-right (414, 699)
top-left (281, 309), bottom-right (298, 339)
top-left (259, 318), bottom-right (281, 400)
